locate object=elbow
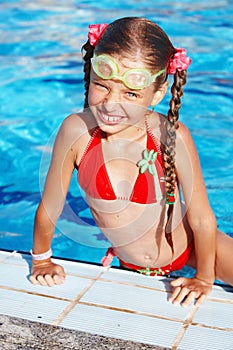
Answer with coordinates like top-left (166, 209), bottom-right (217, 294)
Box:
top-left (188, 211), bottom-right (217, 234)
top-left (35, 201), bottom-right (61, 226)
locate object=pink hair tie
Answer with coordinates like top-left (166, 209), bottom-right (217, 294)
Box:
top-left (88, 23), bottom-right (108, 47)
top-left (167, 48), bottom-right (192, 74)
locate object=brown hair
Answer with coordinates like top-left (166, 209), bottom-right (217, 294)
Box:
top-left (82, 17), bottom-right (187, 255)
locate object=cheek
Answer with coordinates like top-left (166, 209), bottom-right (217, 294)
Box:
top-left (88, 85), bottom-right (98, 106)
top-left (123, 103), bottom-right (148, 122)
top-left (88, 84), bottom-right (105, 106)
top-left (145, 89), bottom-right (156, 106)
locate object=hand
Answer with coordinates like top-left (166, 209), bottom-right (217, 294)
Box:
top-left (169, 277), bottom-right (213, 307)
top-left (29, 260), bottom-right (66, 287)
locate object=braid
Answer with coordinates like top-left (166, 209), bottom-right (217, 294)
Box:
top-left (163, 70), bottom-right (187, 255)
top-left (82, 41), bottom-right (94, 109)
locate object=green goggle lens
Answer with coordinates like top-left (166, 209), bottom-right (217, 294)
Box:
top-left (91, 54), bottom-right (166, 90)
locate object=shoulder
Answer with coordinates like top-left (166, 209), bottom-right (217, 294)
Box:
top-left (59, 112), bottom-right (96, 137)
top-left (51, 112), bottom-right (98, 165)
top-left (175, 122), bottom-right (199, 161)
top-left (176, 122), bottom-right (193, 142)
top-left (147, 112), bottom-right (167, 141)
top-left (175, 122), bottom-right (203, 188)
top-left (148, 113), bottom-right (190, 147)
top-left (148, 113), bottom-right (197, 157)
top-left (57, 112), bottom-right (97, 147)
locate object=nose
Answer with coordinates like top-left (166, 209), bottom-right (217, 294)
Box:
top-left (102, 100), bottom-right (122, 115)
top-left (102, 90), bottom-right (122, 112)
top-left (103, 90), bottom-right (120, 104)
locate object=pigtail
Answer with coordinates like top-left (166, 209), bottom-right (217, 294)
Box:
top-left (163, 70), bottom-right (187, 255)
top-left (82, 41), bottom-right (94, 109)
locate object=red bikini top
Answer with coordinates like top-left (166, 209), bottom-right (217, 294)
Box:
top-left (78, 124), bottom-right (165, 204)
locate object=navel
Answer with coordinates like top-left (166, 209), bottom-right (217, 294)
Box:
top-left (144, 254), bottom-right (152, 260)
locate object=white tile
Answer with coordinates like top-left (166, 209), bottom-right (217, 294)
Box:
top-left (3, 252), bottom-right (106, 279)
top-left (0, 263), bottom-right (96, 300)
top-left (1, 249), bottom-right (232, 349)
top-left (60, 303), bottom-right (182, 348)
top-left (102, 267), bottom-right (170, 291)
top-left (58, 259), bottom-right (106, 278)
top-left (3, 251), bottom-right (31, 266)
top-left (208, 284), bottom-right (233, 301)
top-left (2, 255), bottom-right (31, 269)
top-left (81, 280), bottom-right (192, 321)
top-left (0, 250), bottom-right (15, 262)
top-left (0, 288), bottom-right (69, 324)
top-left (178, 325), bottom-right (233, 350)
top-left (193, 300), bottom-right (233, 329)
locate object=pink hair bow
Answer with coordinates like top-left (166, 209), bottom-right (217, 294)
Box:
top-left (167, 48), bottom-right (192, 74)
top-left (88, 23), bottom-right (108, 47)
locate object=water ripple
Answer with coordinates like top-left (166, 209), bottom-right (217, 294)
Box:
top-left (0, 0), bottom-right (232, 259)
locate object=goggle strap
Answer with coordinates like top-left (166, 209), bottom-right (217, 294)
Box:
top-left (152, 68), bottom-right (167, 80)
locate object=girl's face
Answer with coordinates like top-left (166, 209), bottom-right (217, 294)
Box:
top-left (88, 54), bottom-right (164, 135)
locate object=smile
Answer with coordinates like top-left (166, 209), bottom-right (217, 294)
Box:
top-left (98, 111), bottom-right (126, 125)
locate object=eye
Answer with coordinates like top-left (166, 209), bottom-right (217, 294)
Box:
top-left (93, 80), bottom-right (108, 90)
top-left (126, 91), bottom-right (138, 99)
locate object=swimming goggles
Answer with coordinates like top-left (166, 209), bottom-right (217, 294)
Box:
top-left (91, 54), bottom-right (166, 90)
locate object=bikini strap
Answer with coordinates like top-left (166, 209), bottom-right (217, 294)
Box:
top-left (101, 247), bottom-right (115, 267)
top-left (79, 127), bottom-right (100, 166)
top-left (145, 118), bottom-right (162, 156)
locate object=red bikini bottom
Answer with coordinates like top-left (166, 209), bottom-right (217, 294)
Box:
top-left (101, 242), bottom-right (194, 276)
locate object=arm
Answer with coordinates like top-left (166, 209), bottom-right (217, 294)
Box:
top-left (169, 123), bottom-right (217, 306)
top-left (30, 115), bottom-right (81, 286)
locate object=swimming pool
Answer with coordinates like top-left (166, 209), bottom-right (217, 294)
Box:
top-left (0, 0), bottom-right (232, 270)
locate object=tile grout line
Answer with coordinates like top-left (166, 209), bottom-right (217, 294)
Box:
top-left (99, 276), bottom-right (171, 293)
top-left (0, 285), bottom-right (73, 302)
top-left (51, 269), bottom-right (109, 326)
top-left (4, 251), bottom-right (233, 300)
top-left (2, 252), bottom-right (233, 334)
top-left (0, 284), bottom-right (186, 326)
top-left (78, 300), bottom-right (184, 324)
top-left (190, 321), bottom-right (233, 332)
top-left (171, 305), bottom-right (200, 350)
top-left (207, 296), bottom-right (233, 304)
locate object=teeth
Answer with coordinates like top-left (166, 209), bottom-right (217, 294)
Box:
top-left (102, 113), bottom-right (122, 122)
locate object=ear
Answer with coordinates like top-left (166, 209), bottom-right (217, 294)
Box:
top-left (151, 81), bottom-right (168, 107)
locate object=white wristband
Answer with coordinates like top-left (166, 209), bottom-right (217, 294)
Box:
top-left (30, 248), bottom-right (52, 260)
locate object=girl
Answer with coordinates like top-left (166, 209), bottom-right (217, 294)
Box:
top-left (30, 17), bottom-right (233, 307)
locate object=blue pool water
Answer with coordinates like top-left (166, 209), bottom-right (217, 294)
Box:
top-left (0, 1), bottom-right (232, 270)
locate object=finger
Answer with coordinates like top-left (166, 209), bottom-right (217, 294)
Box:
top-left (195, 293), bottom-right (207, 307)
top-left (36, 275), bottom-right (50, 286)
top-left (170, 277), bottom-right (185, 287)
top-left (44, 274), bottom-right (56, 287)
top-left (182, 291), bottom-right (197, 308)
top-left (54, 273), bottom-right (65, 285)
top-left (168, 286), bottom-right (182, 303)
top-left (29, 275), bottom-right (40, 285)
top-left (172, 287), bottom-right (189, 305)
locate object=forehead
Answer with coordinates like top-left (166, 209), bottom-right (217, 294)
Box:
top-left (113, 54), bottom-right (148, 70)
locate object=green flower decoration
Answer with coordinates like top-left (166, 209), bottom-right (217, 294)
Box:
top-left (137, 267), bottom-right (170, 276)
top-left (137, 149), bottom-right (158, 175)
